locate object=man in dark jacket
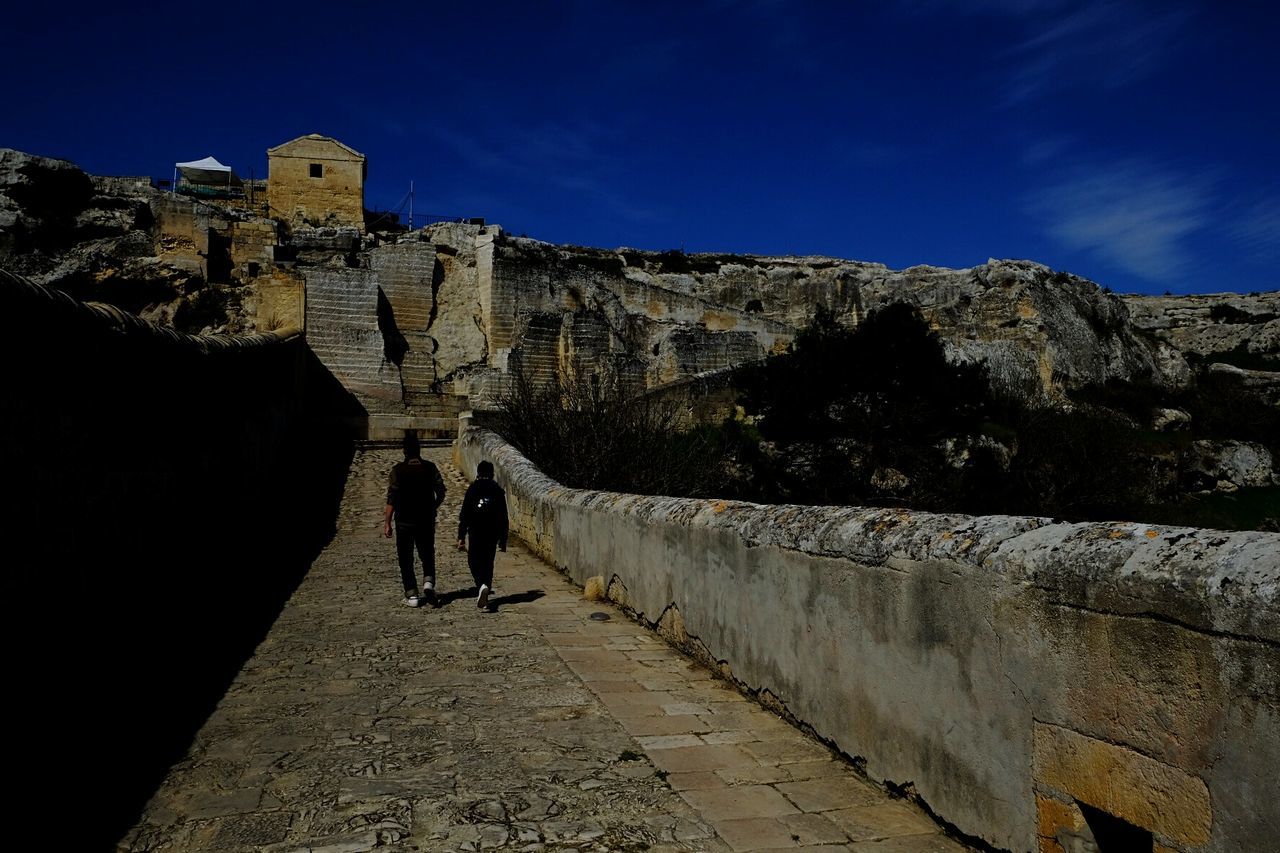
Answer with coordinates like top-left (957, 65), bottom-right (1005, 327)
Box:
top-left (456, 460), bottom-right (509, 610)
top-left (383, 433), bottom-right (447, 607)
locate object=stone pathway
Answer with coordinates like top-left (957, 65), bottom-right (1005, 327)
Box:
top-left (121, 447), bottom-right (967, 852)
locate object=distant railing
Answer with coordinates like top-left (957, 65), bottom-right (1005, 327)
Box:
top-left (364, 209), bottom-right (486, 231)
top-left (411, 213), bottom-right (486, 227)
top-left (176, 184), bottom-right (245, 201)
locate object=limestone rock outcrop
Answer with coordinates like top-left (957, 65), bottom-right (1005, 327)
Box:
top-left (1206, 362), bottom-right (1280, 407)
top-left (1124, 292), bottom-right (1279, 368)
top-left (0, 148), bottom-right (274, 334)
top-left (4, 146), bottom-right (1274, 423)
top-left (1151, 407), bottom-right (1192, 432)
top-left (466, 234), bottom-right (1190, 403)
top-left (1182, 440), bottom-right (1278, 492)
top-left (2, 149), bottom-right (197, 315)
top-left (0, 149), bottom-right (98, 256)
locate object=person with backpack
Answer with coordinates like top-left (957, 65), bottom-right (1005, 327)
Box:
top-left (383, 433), bottom-right (447, 607)
top-left (456, 460), bottom-right (509, 610)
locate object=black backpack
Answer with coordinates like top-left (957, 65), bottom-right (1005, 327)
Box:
top-left (470, 486), bottom-right (503, 535)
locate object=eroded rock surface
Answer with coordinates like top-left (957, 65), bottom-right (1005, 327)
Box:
top-left (1124, 291), bottom-right (1279, 368)
top-left (0, 148), bottom-right (247, 331)
top-left (1183, 439), bottom-right (1279, 492)
top-left (5, 145), bottom-right (1273, 415)
top-left (477, 237), bottom-right (1188, 402)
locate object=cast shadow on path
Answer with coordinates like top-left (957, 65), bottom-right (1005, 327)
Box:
top-left (430, 587), bottom-right (547, 611)
top-left (488, 589), bottom-right (547, 611)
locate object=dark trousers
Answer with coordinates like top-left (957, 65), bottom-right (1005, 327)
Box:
top-left (467, 535), bottom-right (498, 590)
top-left (396, 522), bottom-right (436, 593)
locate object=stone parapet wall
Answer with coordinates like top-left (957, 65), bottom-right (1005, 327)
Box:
top-left (457, 427), bottom-right (1279, 853)
top-left (1, 268), bottom-right (358, 844)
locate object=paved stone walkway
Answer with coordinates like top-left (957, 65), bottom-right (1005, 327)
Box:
top-left (121, 447), bottom-right (966, 852)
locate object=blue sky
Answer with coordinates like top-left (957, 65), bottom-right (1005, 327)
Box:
top-left (3, 1), bottom-right (1277, 295)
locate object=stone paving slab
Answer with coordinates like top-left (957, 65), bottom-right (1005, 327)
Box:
top-left (120, 447), bottom-right (968, 852)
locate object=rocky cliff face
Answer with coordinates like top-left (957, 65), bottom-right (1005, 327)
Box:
top-left (1123, 291), bottom-right (1279, 368)
top-left (0, 148), bottom-right (259, 333)
top-left (5, 146), bottom-right (1275, 418)
top-left (471, 235), bottom-right (1192, 403)
top-left (2, 150), bottom-right (182, 302)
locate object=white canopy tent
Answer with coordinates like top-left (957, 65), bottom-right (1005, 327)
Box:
top-left (172, 156), bottom-right (242, 193)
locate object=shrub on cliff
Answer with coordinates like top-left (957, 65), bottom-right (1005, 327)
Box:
top-left (491, 304), bottom-right (1272, 530)
top-left (727, 304), bottom-right (1195, 523)
top-left (732, 303), bottom-right (993, 507)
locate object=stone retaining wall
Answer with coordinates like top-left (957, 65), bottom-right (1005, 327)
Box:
top-left (458, 428), bottom-right (1279, 852)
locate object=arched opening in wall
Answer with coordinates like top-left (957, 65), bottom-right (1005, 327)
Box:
top-left (1078, 803), bottom-right (1153, 852)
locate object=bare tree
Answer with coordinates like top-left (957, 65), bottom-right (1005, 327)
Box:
top-left (490, 356), bottom-right (721, 496)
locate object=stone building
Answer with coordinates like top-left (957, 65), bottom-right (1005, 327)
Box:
top-left (267, 134), bottom-right (366, 232)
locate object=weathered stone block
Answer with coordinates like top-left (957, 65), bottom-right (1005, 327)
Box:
top-left (1032, 722), bottom-right (1211, 845)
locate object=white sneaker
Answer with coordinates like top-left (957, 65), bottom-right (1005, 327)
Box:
top-left (477, 584), bottom-right (490, 609)
top-left (403, 594), bottom-right (422, 608)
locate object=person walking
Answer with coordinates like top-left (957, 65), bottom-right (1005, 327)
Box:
top-left (383, 433), bottom-right (447, 607)
top-left (456, 460), bottom-right (509, 610)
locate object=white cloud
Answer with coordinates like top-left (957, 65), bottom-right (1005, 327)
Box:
top-left (901, 0), bottom-right (1067, 16)
top-left (1230, 198), bottom-right (1280, 265)
top-left (1032, 162), bottom-right (1212, 281)
top-left (1002, 3), bottom-right (1191, 103)
top-left (425, 120), bottom-right (660, 223)
top-left (903, 0), bottom-right (1193, 104)
top-left (1021, 136), bottom-right (1073, 166)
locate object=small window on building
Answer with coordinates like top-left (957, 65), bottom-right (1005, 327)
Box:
top-left (309, 163), bottom-right (323, 178)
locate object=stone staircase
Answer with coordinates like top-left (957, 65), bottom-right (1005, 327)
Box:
top-left (363, 391), bottom-right (468, 441)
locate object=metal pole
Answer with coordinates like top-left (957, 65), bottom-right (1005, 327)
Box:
top-left (409, 180), bottom-right (414, 231)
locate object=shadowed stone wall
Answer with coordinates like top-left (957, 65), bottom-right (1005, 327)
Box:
top-left (458, 427), bottom-right (1279, 853)
top-left (0, 270), bottom-right (360, 849)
